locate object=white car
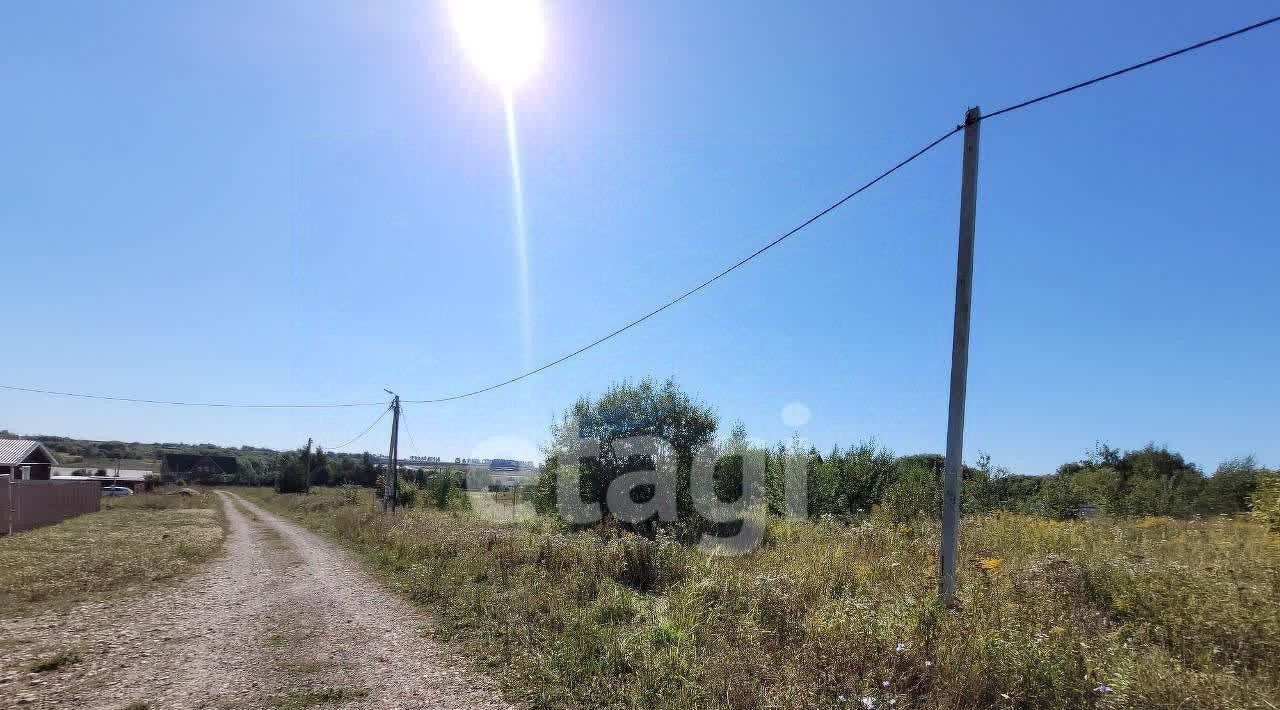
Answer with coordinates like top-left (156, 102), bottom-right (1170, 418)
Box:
top-left (102, 486), bottom-right (135, 497)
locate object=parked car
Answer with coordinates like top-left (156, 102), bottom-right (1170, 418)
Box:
top-left (102, 486), bottom-right (135, 497)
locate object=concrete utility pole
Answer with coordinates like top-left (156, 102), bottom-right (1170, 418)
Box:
top-left (940, 106), bottom-right (982, 607)
top-left (383, 392), bottom-right (401, 512)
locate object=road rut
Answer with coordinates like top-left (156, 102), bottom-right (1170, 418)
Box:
top-left (0, 491), bottom-right (510, 710)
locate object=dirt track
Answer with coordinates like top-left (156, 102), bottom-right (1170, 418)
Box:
top-left (0, 492), bottom-right (510, 710)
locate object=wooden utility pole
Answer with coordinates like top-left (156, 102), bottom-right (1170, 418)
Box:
top-left (383, 392), bottom-right (401, 512)
top-left (940, 106), bottom-right (981, 607)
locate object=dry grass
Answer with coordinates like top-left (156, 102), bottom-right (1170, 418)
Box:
top-left (243, 487), bottom-right (1280, 710)
top-left (0, 488), bottom-right (224, 615)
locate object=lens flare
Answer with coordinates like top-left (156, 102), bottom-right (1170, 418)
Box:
top-left (449, 0), bottom-right (546, 91)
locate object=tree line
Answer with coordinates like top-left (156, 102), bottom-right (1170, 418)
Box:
top-left (532, 378), bottom-right (1278, 535)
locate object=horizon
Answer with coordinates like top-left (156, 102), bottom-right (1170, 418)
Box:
top-left (4, 1), bottom-right (1278, 476)
top-left (0, 422), bottom-right (1258, 478)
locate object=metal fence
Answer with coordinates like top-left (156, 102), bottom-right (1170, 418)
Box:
top-left (0, 475), bottom-right (9, 535)
top-left (2, 478), bottom-right (101, 535)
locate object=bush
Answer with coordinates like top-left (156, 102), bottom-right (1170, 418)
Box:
top-left (242, 486), bottom-right (1280, 710)
top-left (425, 474), bottom-right (465, 510)
top-left (881, 463), bottom-right (941, 522)
top-left (1250, 472), bottom-right (1280, 532)
top-left (396, 485), bottom-right (416, 508)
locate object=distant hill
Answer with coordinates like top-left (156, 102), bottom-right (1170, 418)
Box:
top-left (0, 430), bottom-right (288, 470)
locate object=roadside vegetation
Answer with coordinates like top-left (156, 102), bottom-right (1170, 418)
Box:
top-left (29, 648), bottom-right (82, 673)
top-left (244, 487), bottom-right (1279, 709)
top-left (0, 488), bottom-right (224, 615)
top-left (241, 383), bottom-right (1280, 710)
top-left (241, 378), bottom-right (1278, 709)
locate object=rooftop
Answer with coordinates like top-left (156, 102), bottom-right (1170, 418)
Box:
top-left (0, 438), bottom-right (59, 466)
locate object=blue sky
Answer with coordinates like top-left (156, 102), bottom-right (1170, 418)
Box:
top-left (3, 1), bottom-right (1277, 474)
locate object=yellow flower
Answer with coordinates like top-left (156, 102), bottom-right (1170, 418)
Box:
top-left (978, 556), bottom-right (1004, 572)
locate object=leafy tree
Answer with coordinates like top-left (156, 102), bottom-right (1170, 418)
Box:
top-left (273, 451), bottom-right (309, 494)
top-left (882, 462), bottom-right (941, 522)
top-left (353, 453), bottom-right (379, 487)
top-left (537, 378), bottom-right (718, 535)
top-left (836, 441), bottom-right (898, 514)
top-left (1028, 474), bottom-right (1086, 520)
top-left (1198, 456), bottom-right (1264, 513)
top-left (1249, 471), bottom-right (1280, 532)
top-left (310, 448), bottom-right (331, 486)
top-left (1069, 465), bottom-right (1123, 512)
top-left (1051, 443), bottom-right (1204, 516)
top-left (425, 473), bottom-right (467, 510)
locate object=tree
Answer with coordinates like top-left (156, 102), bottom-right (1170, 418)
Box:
top-left (1052, 443), bottom-right (1204, 517)
top-left (311, 448), bottom-right (331, 487)
top-left (537, 378), bottom-right (718, 535)
top-left (1029, 474), bottom-right (1086, 520)
top-left (839, 441), bottom-right (899, 514)
top-left (1198, 456), bottom-right (1264, 513)
top-left (1249, 471), bottom-right (1280, 532)
top-left (331, 456), bottom-right (356, 486)
top-left (882, 461), bottom-right (941, 522)
top-left (273, 452), bottom-right (309, 494)
top-left (352, 453), bottom-right (379, 487)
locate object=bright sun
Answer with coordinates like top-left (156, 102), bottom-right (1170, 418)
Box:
top-left (449, 0), bottom-right (546, 90)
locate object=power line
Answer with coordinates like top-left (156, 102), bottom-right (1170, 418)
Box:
top-left (405, 13), bottom-right (1279, 405)
top-left (326, 404), bottom-right (393, 451)
top-left (0, 383), bottom-right (386, 409)
top-left (2, 15), bottom-right (1276, 410)
top-left (980, 15), bottom-right (1280, 123)
top-left (405, 126), bottom-right (962, 403)
top-left (399, 410), bottom-right (423, 458)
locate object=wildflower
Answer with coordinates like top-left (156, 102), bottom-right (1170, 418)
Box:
top-left (838, 695), bottom-right (847, 703)
top-left (882, 680), bottom-right (890, 688)
top-left (925, 660), bottom-right (933, 667)
top-left (860, 697), bottom-right (877, 709)
top-left (978, 556), bottom-right (1004, 572)
top-left (895, 642), bottom-right (906, 653)
top-left (1094, 684), bottom-right (1114, 694)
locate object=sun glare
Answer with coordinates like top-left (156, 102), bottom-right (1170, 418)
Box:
top-left (449, 0), bottom-right (546, 90)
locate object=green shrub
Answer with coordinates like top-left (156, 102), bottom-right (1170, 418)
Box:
top-left (1250, 472), bottom-right (1280, 532)
top-left (881, 463), bottom-right (940, 522)
top-left (240, 487), bottom-right (1280, 710)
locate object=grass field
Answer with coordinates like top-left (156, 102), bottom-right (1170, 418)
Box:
top-left (0, 488), bottom-right (224, 616)
top-left (241, 486), bottom-right (1279, 710)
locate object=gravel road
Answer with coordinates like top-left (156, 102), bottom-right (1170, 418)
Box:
top-left (0, 491), bottom-right (511, 710)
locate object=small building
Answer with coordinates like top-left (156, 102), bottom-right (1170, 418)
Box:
top-left (0, 438), bottom-right (59, 481)
top-left (160, 453), bottom-right (239, 483)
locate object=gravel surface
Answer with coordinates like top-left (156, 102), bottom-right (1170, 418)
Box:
top-left (0, 491), bottom-right (511, 710)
